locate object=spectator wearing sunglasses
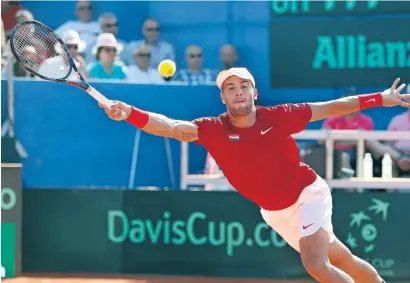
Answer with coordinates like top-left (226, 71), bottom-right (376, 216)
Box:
top-left (127, 44), bottom-right (164, 84)
top-left (62, 30), bottom-right (88, 77)
top-left (84, 12), bottom-right (128, 64)
top-left (220, 44), bottom-right (238, 70)
top-left (172, 45), bottom-right (215, 85)
top-left (55, 0), bottom-right (100, 58)
top-left (87, 33), bottom-right (126, 80)
top-left (124, 18), bottom-right (175, 68)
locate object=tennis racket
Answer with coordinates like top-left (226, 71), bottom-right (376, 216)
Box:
top-left (9, 20), bottom-right (111, 107)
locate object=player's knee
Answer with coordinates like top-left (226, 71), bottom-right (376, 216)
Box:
top-left (329, 247), bottom-right (355, 268)
top-left (301, 253), bottom-right (330, 279)
top-left (328, 239), bottom-right (355, 268)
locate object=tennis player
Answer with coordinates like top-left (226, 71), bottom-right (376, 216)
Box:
top-left (100, 68), bottom-right (409, 283)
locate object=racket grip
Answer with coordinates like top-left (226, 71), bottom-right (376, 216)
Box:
top-left (86, 87), bottom-right (112, 107)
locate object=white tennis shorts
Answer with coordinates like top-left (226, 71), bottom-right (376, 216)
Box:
top-left (260, 175), bottom-right (334, 252)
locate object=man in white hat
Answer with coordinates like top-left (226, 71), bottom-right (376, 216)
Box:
top-left (99, 68), bottom-right (409, 283)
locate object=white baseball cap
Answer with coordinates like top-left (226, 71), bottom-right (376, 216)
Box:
top-left (216, 67), bottom-right (255, 90)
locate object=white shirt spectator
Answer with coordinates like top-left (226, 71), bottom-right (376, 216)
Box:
top-left (124, 40), bottom-right (175, 68)
top-left (55, 1), bottom-right (100, 61)
top-left (123, 17), bottom-right (175, 67)
top-left (55, 21), bottom-right (100, 55)
top-left (127, 65), bottom-right (164, 84)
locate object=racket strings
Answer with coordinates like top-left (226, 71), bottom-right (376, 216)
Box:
top-left (12, 23), bottom-right (71, 80)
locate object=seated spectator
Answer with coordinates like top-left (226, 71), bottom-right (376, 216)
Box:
top-left (367, 104), bottom-right (410, 177)
top-left (127, 44), bottom-right (164, 84)
top-left (220, 44), bottom-right (238, 70)
top-left (2, 0), bottom-right (23, 38)
top-left (61, 30), bottom-right (88, 77)
top-left (204, 153), bottom-right (234, 191)
top-left (2, 9), bottom-right (34, 70)
top-left (14, 8), bottom-right (33, 24)
top-left (1, 19), bottom-right (7, 70)
top-left (387, 108), bottom-right (410, 176)
top-left (12, 46), bottom-right (37, 78)
top-left (55, 0), bottom-right (100, 60)
top-left (124, 18), bottom-right (175, 68)
top-left (388, 111), bottom-right (410, 175)
top-left (87, 33), bottom-right (126, 80)
top-left (84, 12), bottom-right (128, 64)
top-left (321, 88), bottom-right (375, 169)
top-left (172, 45), bottom-right (215, 85)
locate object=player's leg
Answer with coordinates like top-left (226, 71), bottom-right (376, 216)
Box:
top-left (299, 228), bottom-right (354, 282)
top-left (261, 203), bottom-right (353, 282)
top-left (297, 176), bottom-right (354, 282)
top-left (297, 176), bottom-right (385, 282)
top-left (328, 237), bottom-right (385, 283)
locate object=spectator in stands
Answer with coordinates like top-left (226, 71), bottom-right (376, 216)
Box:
top-left (386, 107), bottom-right (410, 177)
top-left (321, 88), bottom-right (375, 169)
top-left (87, 33), bottom-right (126, 80)
top-left (2, 8), bottom-right (37, 79)
top-left (124, 18), bottom-right (175, 68)
top-left (367, 93), bottom-right (410, 177)
top-left (1, 19), bottom-right (7, 70)
top-left (204, 153), bottom-right (234, 191)
top-left (172, 45), bottom-right (215, 85)
top-left (126, 44), bottom-right (164, 84)
top-left (1, 0), bottom-right (22, 38)
top-left (1, 19), bottom-right (10, 79)
top-left (89, 12), bottom-right (128, 64)
top-left (12, 46), bottom-right (37, 78)
top-left (220, 44), bottom-right (238, 70)
top-left (13, 9), bottom-right (34, 34)
top-left (62, 30), bottom-right (88, 77)
top-left (55, 0), bottom-right (100, 60)
top-left (15, 9), bottom-right (33, 24)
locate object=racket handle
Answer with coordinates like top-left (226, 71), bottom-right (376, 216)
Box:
top-left (86, 87), bottom-right (112, 107)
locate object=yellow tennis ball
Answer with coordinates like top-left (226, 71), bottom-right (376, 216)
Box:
top-left (158, 59), bottom-right (176, 78)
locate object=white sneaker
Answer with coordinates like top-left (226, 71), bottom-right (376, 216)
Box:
top-left (1, 265), bottom-right (5, 278)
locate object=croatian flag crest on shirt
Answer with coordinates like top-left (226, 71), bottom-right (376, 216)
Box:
top-left (229, 134), bottom-right (239, 141)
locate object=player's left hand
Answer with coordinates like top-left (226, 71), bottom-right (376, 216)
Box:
top-left (381, 78), bottom-right (410, 108)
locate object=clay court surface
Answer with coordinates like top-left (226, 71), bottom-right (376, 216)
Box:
top-left (4, 275), bottom-right (315, 283)
top-left (5, 274), bottom-right (410, 283)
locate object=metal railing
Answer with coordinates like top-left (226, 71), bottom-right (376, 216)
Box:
top-left (181, 130), bottom-right (410, 190)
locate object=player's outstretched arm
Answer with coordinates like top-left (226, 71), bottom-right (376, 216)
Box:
top-left (99, 101), bottom-right (198, 142)
top-left (308, 78), bottom-right (410, 122)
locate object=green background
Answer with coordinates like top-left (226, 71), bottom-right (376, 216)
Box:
top-left (1, 223), bottom-right (16, 278)
top-left (21, 189), bottom-right (410, 281)
top-left (270, 18), bottom-right (410, 87)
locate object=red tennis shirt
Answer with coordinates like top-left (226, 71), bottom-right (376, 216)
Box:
top-left (192, 104), bottom-right (317, 211)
